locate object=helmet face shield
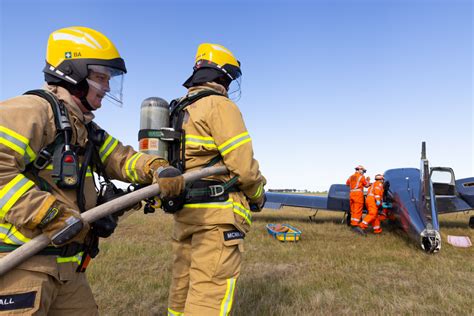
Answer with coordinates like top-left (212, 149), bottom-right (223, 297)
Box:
top-left (228, 76), bottom-right (242, 102)
top-left (86, 65), bottom-right (125, 107)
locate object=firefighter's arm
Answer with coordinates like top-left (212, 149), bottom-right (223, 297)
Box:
top-left (0, 96), bottom-right (85, 237)
top-left (346, 177), bottom-right (351, 186)
top-left (374, 185), bottom-right (383, 206)
top-left (98, 130), bottom-right (168, 184)
top-left (208, 98), bottom-right (266, 207)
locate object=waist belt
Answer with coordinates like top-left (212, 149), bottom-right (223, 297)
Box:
top-left (351, 189), bottom-right (362, 192)
top-left (0, 242), bottom-right (84, 257)
top-left (185, 177), bottom-right (240, 204)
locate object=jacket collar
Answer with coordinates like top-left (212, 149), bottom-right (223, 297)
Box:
top-left (187, 82), bottom-right (228, 97)
top-left (43, 84), bottom-right (95, 124)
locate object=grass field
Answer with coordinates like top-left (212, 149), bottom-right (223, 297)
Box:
top-left (88, 207), bottom-right (474, 315)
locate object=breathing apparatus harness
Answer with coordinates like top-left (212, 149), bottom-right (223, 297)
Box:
top-left (22, 89), bottom-right (128, 271)
top-left (152, 90), bottom-right (239, 213)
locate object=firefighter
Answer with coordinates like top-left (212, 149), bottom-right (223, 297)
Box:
top-left (161, 43), bottom-right (266, 316)
top-left (346, 165), bottom-right (371, 227)
top-left (360, 174), bottom-right (385, 233)
top-left (0, 26), bottom-right (169, 314)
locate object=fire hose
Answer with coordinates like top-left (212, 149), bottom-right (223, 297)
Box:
top-left (0, 166), bottom-right (228, 276)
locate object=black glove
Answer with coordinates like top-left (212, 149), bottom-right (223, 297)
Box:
top-left (155, 167), bottom-right (186, 213)
top-left (91, 215), bottom-right (117, 238)
top-left (250, 192), bottom-right (267, 212)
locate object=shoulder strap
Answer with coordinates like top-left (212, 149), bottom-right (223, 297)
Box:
top-left (170, 89), bottom-right (224, 118)
top-left (23, 89), bottom-right (71, 133)
top-left (169, 89), bottom-right (224, 172)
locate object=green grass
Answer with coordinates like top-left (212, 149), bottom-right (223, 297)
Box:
top-left (88, 207), bottom-right (474, 315)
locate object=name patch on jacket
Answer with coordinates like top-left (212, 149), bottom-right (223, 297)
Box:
top-left (0, 291), bottom-right (36, 311)
top-left (223, 230), bottom-right (245, 241)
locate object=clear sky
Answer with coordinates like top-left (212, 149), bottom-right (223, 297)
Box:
top-left (1, 0), bottom-right (472, 191)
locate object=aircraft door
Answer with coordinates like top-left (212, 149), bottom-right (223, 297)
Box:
top-left (430, 167), bottom-right (456, 196)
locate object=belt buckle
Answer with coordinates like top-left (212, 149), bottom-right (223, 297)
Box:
top-left (209, 185), bottom-right (225, 197)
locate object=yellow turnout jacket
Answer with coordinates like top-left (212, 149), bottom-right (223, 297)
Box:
top-left (0, 85), bottom-right (165, 277)
top-left (175, 83), bottom-right (265, 233)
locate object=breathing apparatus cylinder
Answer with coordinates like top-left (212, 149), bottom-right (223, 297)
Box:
top-left (138, 97), bottom-right (170, 158)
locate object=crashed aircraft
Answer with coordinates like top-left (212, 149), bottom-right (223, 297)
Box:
top-left (264, 142), bottom-right (474, 253)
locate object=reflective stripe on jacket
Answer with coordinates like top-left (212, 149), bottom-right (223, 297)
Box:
top-left (367, 181), bottom-right (384, 204)
top-left (346, 172), bottom-right (369, 193)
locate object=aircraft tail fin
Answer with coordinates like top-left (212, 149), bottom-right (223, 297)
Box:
top-left (419, 141), bottom-right (441, 252)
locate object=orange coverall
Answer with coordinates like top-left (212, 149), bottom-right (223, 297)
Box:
top-left (360, 180), bottom-right (384, 233)
top-left (346, 172), bottom-right (369, 226)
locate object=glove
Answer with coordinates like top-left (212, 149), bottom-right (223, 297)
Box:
top-left (154, 166), bottom-right (186, 213)
top-left (249, 191), bottom-right (267, 212)
top-left (376, 200), bottom-right (381, 207)
top-left (40, 201), bottom-right (90, 247)
top-left (153, 166), bottom-right (185, 198)
top-left (382, 202), bottom-right (392, 209)
top-left (91, 215), bottom-right (117, 238)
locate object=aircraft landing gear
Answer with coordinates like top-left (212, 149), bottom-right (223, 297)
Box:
top-left (309, 209), bottom-right (319, 222)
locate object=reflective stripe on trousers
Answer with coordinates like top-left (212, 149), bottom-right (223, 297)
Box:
top-left (220, 278), bottom-right (236, 316)
top-left (167, 308), bottom-right (184, 316)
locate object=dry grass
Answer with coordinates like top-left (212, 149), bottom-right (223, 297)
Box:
top-left (88, 207), bottom-right (474, 315)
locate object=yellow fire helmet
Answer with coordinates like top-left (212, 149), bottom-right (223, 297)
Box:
top-left (194, 43), bottom-right (242, 80)
top-left (43, 26), bottom-right (127, 106)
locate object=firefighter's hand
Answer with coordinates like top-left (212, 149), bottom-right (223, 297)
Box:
top-left (153, 166), bottom-right (185, 198)
top-left (376, 200), bottom-right (381, 207)
top-left (41, 202), bottom-right (90, 247)
top-left (91, 215), bottom-right (117, 238)
top-left (249, 192), bottom-right (266, 212)
top-left (147, 157), bottom-right (169, 180)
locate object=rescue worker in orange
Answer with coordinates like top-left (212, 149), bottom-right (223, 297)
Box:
top-left (0, 27), bottom-right (170, 314)
top-left (360, 174), bottom-right (385, 233)
top-left (162, 43), bottom-right (266, 316)
top-left (346, 165), bottom-right (371, 227)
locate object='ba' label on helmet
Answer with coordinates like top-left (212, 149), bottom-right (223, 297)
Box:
top-left (64, 52), bottom-right (82, 59)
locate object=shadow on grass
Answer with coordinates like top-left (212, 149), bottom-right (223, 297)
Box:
top-left (255, 214), bottom-right (346, 225)
top-left (439, 220), bottom-right (472, 229)
top-left (234, 273), bottom-right (298, 316)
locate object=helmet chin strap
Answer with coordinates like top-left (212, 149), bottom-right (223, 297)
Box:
top-left (75, 79), bottom-right (95, 112)
top-left (80, 95), bottom-right (95, 112)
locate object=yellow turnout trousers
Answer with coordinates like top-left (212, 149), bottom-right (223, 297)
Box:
top-left (168, 222), bottom-right (243, 316)
top-left (0, 263), bottom-right (98, 315)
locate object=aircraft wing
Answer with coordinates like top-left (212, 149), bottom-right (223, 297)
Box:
top-left (264, 192), bottom-right (329, 209)
top-left (264, 184), bottom-right (350, 212)
top-left (436, 177), bottom-right (474, 214)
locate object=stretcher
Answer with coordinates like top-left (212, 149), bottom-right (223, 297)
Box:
top-left (266, 224), bottom-right (302, 242)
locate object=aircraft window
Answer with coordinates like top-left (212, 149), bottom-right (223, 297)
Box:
top-left (431, 171), bottom-right (452, 184)
top-left (463, 182), bottom-right (474, 187)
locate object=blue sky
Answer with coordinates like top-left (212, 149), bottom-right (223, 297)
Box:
top-left (1, 0), bottom-right (472, 191)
